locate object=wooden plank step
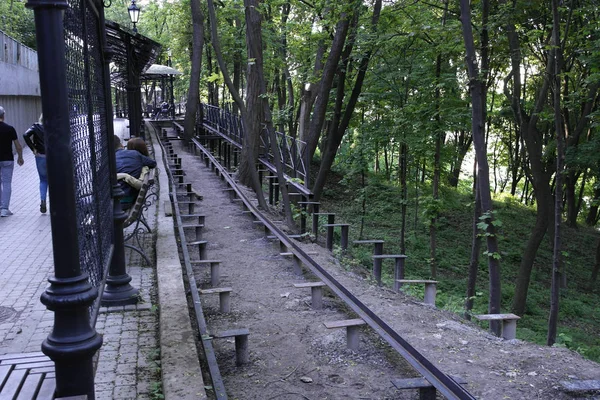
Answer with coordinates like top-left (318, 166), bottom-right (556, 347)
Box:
top-left (293, 282), bottom-right (326, 288)
top-left (353, 240), bottom-right (385, 244)
top-left (213, 328), bottom-right (250, 339)
top-left (474, 313), bottom-right (520, 321)
top-left (560, 379), bottom-right (600, 392)
top-left (199, 287), bottom-right (232, 295)
top-left (324, 319), bottom-right (365, 329)
top-left (391, 375), bottom-right (467, 389)
top-left (372, 254), bottom-right (408, 259)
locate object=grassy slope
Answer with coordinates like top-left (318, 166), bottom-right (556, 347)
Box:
top-left (317, 172), bottom-right (600, 362)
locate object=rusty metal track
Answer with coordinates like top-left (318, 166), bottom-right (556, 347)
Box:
top-left (189, 135), bottom-right (476, 400)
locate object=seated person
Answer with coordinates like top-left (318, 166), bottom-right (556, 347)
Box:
top-left (114, 135), bottom-right (156, 208)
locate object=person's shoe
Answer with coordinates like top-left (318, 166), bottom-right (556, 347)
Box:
top-left (40, 200), bottom-right (47, 214)
top-left (0, 209), bottom-right (13, 217)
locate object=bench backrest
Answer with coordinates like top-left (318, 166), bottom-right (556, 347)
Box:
top-left (123, 168), bottom-right (155, 228)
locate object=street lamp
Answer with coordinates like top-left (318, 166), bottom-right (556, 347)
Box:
top-left (128, 0), bottom-right (140, 33)
top-left (168, 50), bottom-right (175, 119)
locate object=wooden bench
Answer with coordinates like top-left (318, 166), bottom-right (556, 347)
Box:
top-left (293, 281), bottom-right (327, 310)
top-left (0, 352), bottom-right (57, 400)
top-left (372, 254), bottom-right (407, 287)
top-left (177, 200), bottom-right (199, 215)
top-left (312, 212), bottom-right (335, 239)
top-left (181, 223), bottom-right (204, 241)
top-left (187, 240), bottom-right (208, 260)
top-left (191, 259), bottom-right (222, 286)
top-left (559, 379), bottom-right (600, 393)
top-left (199, 287), bottom-right (233, 313)
top-left (397, 280), bottom-right (438, 306)
top-left (212, 328), bottom-right (250, 365)
top-left (297, 201), bottom-right (320, 234)
top-left (391, 375), bottom-right (467, 400)
top-left (179, 213), bottom-right (206, 225)
top-left (353, 239), bottom-right (384, 255)
top-left (280, 252), bottom-right (303, 276)
top-left (323, 223), bottom-right (351, 251)
top-left (474, 313), bottom-right (520, 340)
top-left (324, 318), bottom-right (366, 351)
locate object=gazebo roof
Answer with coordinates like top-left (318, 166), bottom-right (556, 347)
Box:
top-left (143, 64), bottom-right (182, 77)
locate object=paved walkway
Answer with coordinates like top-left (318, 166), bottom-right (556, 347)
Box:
top-left (0, 119), bottom-right (160, 399)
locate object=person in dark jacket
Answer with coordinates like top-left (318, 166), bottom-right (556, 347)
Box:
top-left (0, 106), bottom-right (24, 217)
top-left (23, 115), bottom-right (48, 213)
top-left (114, 135), bottom-right (156, 208)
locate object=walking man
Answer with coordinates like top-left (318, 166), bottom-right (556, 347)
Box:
top-left (0, 106), bottom-right (25, 217)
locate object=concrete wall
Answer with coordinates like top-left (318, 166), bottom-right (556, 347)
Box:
top-left (0, 96), bottom-right (42, 137)
top-left (0, 31), bottom-right (42, 137)
top-left (0, 61), bottom-right (41, 97)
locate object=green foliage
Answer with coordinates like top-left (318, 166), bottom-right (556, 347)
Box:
top-left (0, 1), bottom-right (36, 48)
top-left (323, 166), bottom-right (600, 363)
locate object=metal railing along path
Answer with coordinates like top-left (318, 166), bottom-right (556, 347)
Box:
top-left (190, 137), bottom-right (477, 400)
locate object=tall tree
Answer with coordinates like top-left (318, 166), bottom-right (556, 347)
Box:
top-left (547, 0), bottom-right (563, 347)
top-left (311, 0), bottom-right (382, 201)
top-left (206, 0), bottom-right (268, 209)
top-left (244, 0), bottom-right (294, 226)
top-left (183, 0), bottom-right (205, 143)
top-left (460, 0), bottom-right (502, 334)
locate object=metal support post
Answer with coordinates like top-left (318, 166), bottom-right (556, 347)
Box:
top-left (26, 1), bottom-right (103, 397)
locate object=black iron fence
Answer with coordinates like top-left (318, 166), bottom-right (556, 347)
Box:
top-left (65, 0), bottom-right (114, 317)
top-left (200, 103), bottom-right (309, 185)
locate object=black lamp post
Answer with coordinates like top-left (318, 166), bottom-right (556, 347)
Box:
top-left (168, 50), bottom-right (175, 119)
top-left (128, 0), bottom-right (140, 33)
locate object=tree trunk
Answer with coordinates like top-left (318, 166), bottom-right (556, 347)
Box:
top-left (585, 184), bottom-right (600, 226)
top-left (465, 176), bottom-right (482, 320)
top-left (183, 0), bottom-right (205, 143)
top-left (244, 0), bottom-right (294, 225)
top-left (206, 0), bottom-right (267, 209)
top-left (502, 0), bottom-right (555, 316)
top-left (311, 0), bottom-right (382, 200)
top-left (400, 140), bottom-right (408, 254)
top-left (592, 237), bottom-right (600, 284)
top-left (460, 0), bottom-right (502, 336)
top-left (305, 11), bottom-right (352, 161)
top-left (547, 0), bottom-right (563, 346)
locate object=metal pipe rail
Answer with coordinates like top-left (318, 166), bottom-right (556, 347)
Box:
top-left (190, 137), bottom-right (477, 400)
top-left (158, 134), bottom-right (228, 399)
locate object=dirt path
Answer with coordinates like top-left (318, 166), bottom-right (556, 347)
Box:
top-left (171, 140), bottom-right (600, 400)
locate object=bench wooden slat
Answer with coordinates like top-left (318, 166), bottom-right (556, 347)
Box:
top-left (15, 372), bottom-right (43, 400)
top-left (200, 287), bottom-right (232, 295)
top-left (36, 376), bottom-right (56, 399)
top-left (13, 361), bottom-right (54, 370)
top-left (391, 375), bottom-right (467, 389)
top-left (0, 368), bottom-right (27, 398)
top-left (0, 353), bottom-right (46, 362)
top-left (187, 240), bottom-right (208, 246)
top-left (0, 364), bottom-right (12, 387)
top-left (560, 379), bottom-right (600, 392)
top-left (474, 313), bottom-right (520, 321)
top-left (293, 282), bottom-right (326, 288)
top-left (372, 254), bottom-right (408, 259)
top-left (324, 319), bottom-right (365, 329)
top-left (213, 328), bottom-right (250, 338)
